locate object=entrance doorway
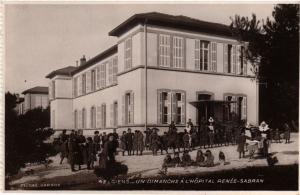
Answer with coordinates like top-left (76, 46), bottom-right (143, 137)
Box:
top-left (197, 93), bottom-right (213, 123)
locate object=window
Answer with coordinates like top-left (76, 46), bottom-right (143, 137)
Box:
top-left (100, 63), bottom-right (106, 88)
top-left (158, 90), bottom-right (186, 124)
top-left (90, 106), bottom-right (96, 129)
top-left (91, 70), bottom-right (96, 91)
top-left (73, 77), bottom-right (78, 97)
top-left (228, 45), bottom-right (232, 73)
top-left (237, 96), bottom-right (247, 121)
top-left (162, 92), bottom-right (170, 124)
top-left (125, 38), bottom-right (132, 70)
top-left (101, 104), bottom-right (106, 128)
top-left (108, 60), bottom-right (113, 85)
top-left (113, 101), bottom-right (118, 127)
top-left (124, 92), bottom-right (134, 124)
top-left (112, 56), bottom-right (118, 84)
top-left (74, 110), bottom-right (78, 129)
top-left (237, 46), bottom-right (247, 75)
top-left (195, 40), bottom-right (209, 71)
top-left (82, 108), bottom-right (86, 129)
top-left (159, 34), bottom-right (171, 67)
top-left (173, 36), bottom-right (184, 69)
top-left (82, 74), bottom-right (86, 95)
top-left (224, 94), bottom-right (247, 121)
top-left (173, 92), bottom-right (185, 124)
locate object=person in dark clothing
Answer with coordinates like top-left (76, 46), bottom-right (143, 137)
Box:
top-left (93, 131), bottom-right (101, 152)
top-left (67, 137), bottom-right (78, 172)
top-left (181, 150), bottom-right (193, 167)
top-left (150, 130), bottom-right (160, 155)
top-left (195, 150), bottom-right (205, 165)
top-left (59, 130), bottom-right (68, 143)
top-left (125, 128), bottom-right (134, 156)
top-left (168, 121), bottom-right (177, 133)
top-left (172, 152), bottom-right (181, 166)
top-left (103, 135), bottom-right (118, 163)
top-left (86, 137), bottom-right (96, 169)
top-left (59, 139), bottom-right (68, 164)
top-left (76, 130), bottom-right (86, 170)
top-left (284, 123), bottom-right (291, 144)
top-left (237, 132), bottom-right (247, 158)
top-left (102, 132), bottom-right (108, 148)
top-left (120, 131), bottom-right (127, 156)
top-left (132, 130), bottom-right (139, 155)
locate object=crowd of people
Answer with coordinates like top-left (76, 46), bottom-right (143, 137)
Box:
top-left (56, 117), bottom-right (292, 172)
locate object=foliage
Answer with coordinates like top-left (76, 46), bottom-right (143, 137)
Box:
top-left (230, 4), bottom-right (299, 129)
top-left (5, 92), bottom-right (55, 175)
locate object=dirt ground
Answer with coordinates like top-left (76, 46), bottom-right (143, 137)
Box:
top-left (8, 133), bottom-right (299, 190)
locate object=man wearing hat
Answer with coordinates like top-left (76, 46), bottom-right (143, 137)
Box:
top-left (208, 117), bottom-right (215, 147)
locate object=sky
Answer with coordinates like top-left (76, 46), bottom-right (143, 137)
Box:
top-left (5, 3), bottom-right (275, 94)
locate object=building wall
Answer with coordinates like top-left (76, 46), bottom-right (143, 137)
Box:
top-left (146, 68), bottom-right (258, 130)
top-left (24, 93), bottom-right (49, 112)
top-left (51, 99), bottom-right (73, 130)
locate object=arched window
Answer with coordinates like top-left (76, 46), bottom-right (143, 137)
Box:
top-left (82, 108), bottom-right (86, 129)
top-left (74, 110), bottom-right (78, 129)
top-left (90, 106), bottom-right (96, 129)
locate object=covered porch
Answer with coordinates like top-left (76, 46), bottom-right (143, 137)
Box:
top-left (189, 100), bottom-right (236, 124)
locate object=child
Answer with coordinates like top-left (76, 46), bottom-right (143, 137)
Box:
top-left (181, 150), bottom-right (193, 167)
top-left (219, 151), bottom-right (226, 165)
top-left (237, 132), bottom-right (246, 158)
top-left (172, 152), bottom-right (181, 167)
top-left (183, 130), bottom-right (190, 151)
top-left (195, 150), bottom-right (205, 165)
top-left (162, 154), bottom-right (173, 173)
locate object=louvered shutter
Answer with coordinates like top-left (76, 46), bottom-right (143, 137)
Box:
top-left (113, 57), bottom-right (118, 84)
top-left (243, 48), bottom-right (247, 75)
top-left (78, 110), bottom-right (82, 129)
top-left (110, 103), bottom-right (113, 127)
top-left (171, 92), bottom-right (176, 123)
top-left (236, 46), bottom-right (241, 75)
top-left (211, 42), bottom-right (217, 72)
top-left (78, 75), bottom-right (82, 96)
top-left (96, 106), bottom-right (101, 128)
top-left (130, 92), bottom-right (134, 124)
top-left (230, 96), bottom-right (236, 115)
top-left (195, 40), bottom-right (200, 70)
top-left (102, 104), bottom-right (106, 128)
top-left (167, 92), bottom-right (172, 124)
top-left (157, 90), bottom-right (163, 124)
top-left (96, 67), bottom-right (100, 89)
top-left (72, 78), bottom-right (75, 97)
top-left (242, 97), bottom-right (247, 120)
top-left (181, 92), bottom-right (186, 124)
top-left (232, 45), bottom-right (236, 74)
top-left (86, 71), bottom-right (91, 93)
top-left (223, 44), bottom-right (228, 73)
top-left (122, 95), bottom-right (125, 125)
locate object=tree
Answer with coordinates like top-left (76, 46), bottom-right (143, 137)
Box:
top-left (5, 92), bottom-right (54, 175)
top-left (230, 4), bottom-right (299, 129)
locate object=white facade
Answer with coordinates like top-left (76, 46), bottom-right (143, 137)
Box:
top-left (47, 14), bottom-right (258, 134)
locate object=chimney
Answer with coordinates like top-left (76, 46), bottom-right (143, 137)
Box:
top-left (80, 55), bottom-right (86, 66)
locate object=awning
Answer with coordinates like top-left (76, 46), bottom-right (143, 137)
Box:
top-left (189, 100), bottom-right (236, 108)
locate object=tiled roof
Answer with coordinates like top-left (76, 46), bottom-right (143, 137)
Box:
top-left (46, 66), bottom-right (77, 79)
top-left (109, 12), bottom-right (234, 38)
top-left (22, 86), bottom-right (48, 95)
top-left (71, 44), bottom-right (118, 75)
